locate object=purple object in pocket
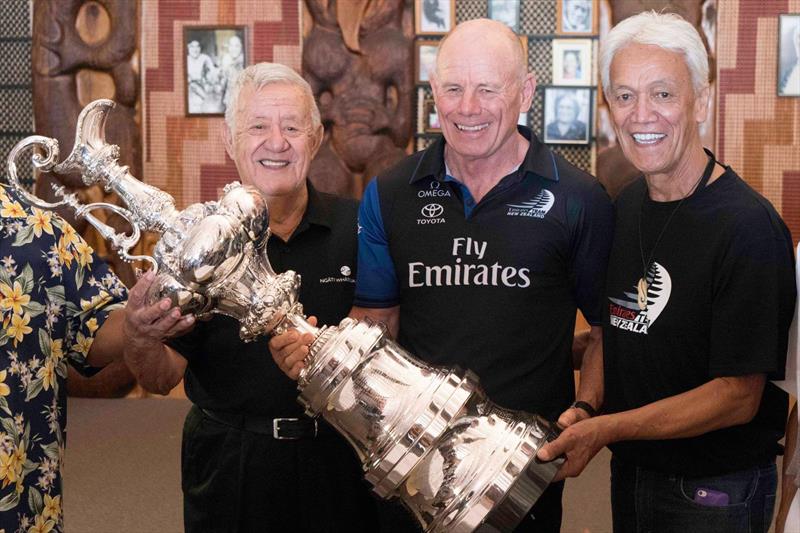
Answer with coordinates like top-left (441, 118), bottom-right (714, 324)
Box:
top-left (694, 488), bottom-right (730, 506)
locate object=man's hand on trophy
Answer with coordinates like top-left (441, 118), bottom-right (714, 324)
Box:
top-left (124, 270), bottom-right (196, 344)
top-left (269, 316), bottom-right (318, 380)
top-left (536, 416), bottom-right (611, 482)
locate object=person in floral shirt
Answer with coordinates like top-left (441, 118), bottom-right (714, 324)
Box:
top-left (0, 182), bottom-right (129, 533)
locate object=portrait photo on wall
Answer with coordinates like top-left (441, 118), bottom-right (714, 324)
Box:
top-left (184, 26), bottom-right (247, 116)
top-left (552, 39), bottom-right (593, 86)
top-left (415, 0), bottom-right (455, 35)
top-left (556, 0), bottom-right (597, 35)
top-left (778, 14), bottom-right (800, 97)
top-left (488, 0), bottom-right (520, 33)
top-left (416, 40), bottom-right (439, 83)
top-left (543, 87), bottom-right (592, 145)
top-left (423, 98), bottom-right (441, 133)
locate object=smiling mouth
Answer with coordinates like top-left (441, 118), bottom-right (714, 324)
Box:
top-left (456, 123), bottom-right (489, 132)
top-left (632, 133), bottom-right (666, 145)
top-left (259, 159), bottom-right (290, 168)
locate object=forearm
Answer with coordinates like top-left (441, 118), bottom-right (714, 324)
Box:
top-left (123, 338), bottom-right (187, 395)
top-left (575, 326), bottom-right (603, 410)
top-left (603, 374), bottom-right (766, 443)
top-left (87, 309), bottom-right (126, 367)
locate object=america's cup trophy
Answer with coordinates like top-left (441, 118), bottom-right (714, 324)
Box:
top-left (6, 100), bottom-right (563, 532)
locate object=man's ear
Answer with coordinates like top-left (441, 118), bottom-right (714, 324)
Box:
top-left (694, 84), bottom-right (711, 125)
top-left (310, 124), bottom-right (324, 158)
top-left (222, 123), bottom-right (235, 159)
top-left (520, 72), bottom-right (536, 114)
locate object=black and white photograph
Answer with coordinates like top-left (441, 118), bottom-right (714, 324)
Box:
top-left (778, 14), bottom-right (800, 97)
top-left (184, 26), bottom-right (247, 116)
top-left (416, 40), bottom-right (439, 83)
top-left (415, 0), bottom-right (455, 35)
top-left (556, 0), bottom-right (597, 35)
top-left (488, 0), bottom-right (521, 33)
top-left (543, 87), bottom-right (592, 144)
top-left (552, 39), bottom-right (593, 86)
top-left (518, 112), bottom-right (529, 127)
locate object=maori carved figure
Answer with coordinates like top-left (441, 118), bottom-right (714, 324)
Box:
top-left (304, 0), bottom-right (412, 198)
top-left (32, 0), bottom-right (140, 287)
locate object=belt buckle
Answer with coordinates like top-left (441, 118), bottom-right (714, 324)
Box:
top-left (272, 417), bottom-right (318, 440)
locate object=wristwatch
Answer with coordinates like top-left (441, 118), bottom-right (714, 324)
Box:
top-left (570, 400), bottom-right (597, 417)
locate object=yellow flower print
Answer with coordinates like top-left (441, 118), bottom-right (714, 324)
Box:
top-left (56, 237), bottom-right (73, 269)
top-left (85, 318), bottom-right (99, 334)
top-left (59, 222), bottom-right (79, 246)
top-left (0, 281), bottom-right (30, 315)
top-left (0, 370), bottom-right (10, 396)
top-left (50, 338), bottom-right (64, 360)
top-left (42, 493), bottom-right (61, 521)
top-left (37, 359), bottom-right (56, 391)
top-left (0, 445), bottom-right (25, 487)
top-left (73, 240), bottom-right (94, 267)
top-left (80, 291), bottom-right (111, 312)
top-left (72, 332), bottom-right (93, 357)
top-left (6, 313), bottom-right (32, 346)
top-left (26, 208), bottom-right (54, 237)
top-left (0, 199), bottom-right (25, 218)
top-left (27, 514), bottom-right (55, 533)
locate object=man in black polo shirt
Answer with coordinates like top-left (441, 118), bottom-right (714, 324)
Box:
top-left (123, 63), bottom-right (377, 532)
top-left (273, 19), bottom-right (614, 532)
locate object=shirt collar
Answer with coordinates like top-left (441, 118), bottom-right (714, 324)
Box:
top-left (409, 125), bottom-right (560, 185)
top-left (296, 180), bottom-right (332, 232)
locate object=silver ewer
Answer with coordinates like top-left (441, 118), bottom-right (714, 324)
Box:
top-left (6, 99), bottom-right (563, 532)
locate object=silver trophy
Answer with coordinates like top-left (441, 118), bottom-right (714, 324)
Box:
top-left (6, 99), bottom-right (562, 532)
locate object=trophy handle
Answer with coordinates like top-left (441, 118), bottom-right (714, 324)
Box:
top-left (6, 134), bottom-right (68, 210)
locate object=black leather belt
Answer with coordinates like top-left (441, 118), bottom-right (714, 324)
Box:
top-left (201, 408), bottom-right (318, 440)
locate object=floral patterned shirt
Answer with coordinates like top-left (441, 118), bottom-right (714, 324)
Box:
top-left (0, 184), bottom-right (127, 533)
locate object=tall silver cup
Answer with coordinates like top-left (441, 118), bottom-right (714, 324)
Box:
top-left (6, 100), bottom-right (562, 532)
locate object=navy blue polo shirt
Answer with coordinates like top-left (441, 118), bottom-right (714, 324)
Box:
top-left (355, 127), bottom-right (614, 417)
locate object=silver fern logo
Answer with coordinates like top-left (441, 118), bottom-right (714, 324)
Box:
top-left (506, 189), bottom-right (555, 218)
top-left (608, 262), bottom-right (672, 334)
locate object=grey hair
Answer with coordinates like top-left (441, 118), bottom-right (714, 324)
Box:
top-left (600, 11), bottom-right (709, 94)
top-left (224, 62), bottom-right (321, 133)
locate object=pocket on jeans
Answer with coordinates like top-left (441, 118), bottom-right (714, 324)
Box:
top-left (678, 468), bottom-right (758, 508)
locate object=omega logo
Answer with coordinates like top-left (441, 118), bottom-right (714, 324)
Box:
top-left (430, 181), bottom-right (440, 189)
top-left (421, 203), bottom-right (444, 218)
top-left (418, 179), bottom-right (451, 198)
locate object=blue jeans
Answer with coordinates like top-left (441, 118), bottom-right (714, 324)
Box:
top-left (610, 455), bottom-right (777, 533)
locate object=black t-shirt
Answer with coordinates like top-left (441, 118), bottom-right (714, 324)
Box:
top-left (604, 167), bottom-right (795, 476)
top-left (361, 128), bottom-right (615, 418)
top-left (169, 184), bottom-right (358, 417)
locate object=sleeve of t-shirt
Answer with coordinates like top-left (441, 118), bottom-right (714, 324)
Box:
top-left (569, 181), bottom-right (615, 325)
top-left (709, 207), bottom-right (796, 379)
top-left (353, 178), bottom-right (400, 308)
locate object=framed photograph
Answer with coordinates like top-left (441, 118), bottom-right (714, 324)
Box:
top-left (415, 0), bottom-right (455, 35)
top-left (517, 112), bottom-right (529, 127)
top-left (416, 40), bottom-right (439, 84)
top-left (520, 35), bottom-right (529, 66)
top-left (778, 14), bottom-right (800, 97)
top-left (552, 39), bottom-right (593, 86)
top-left (556, 0), bottom-right (598, 35)
top-left (423, 99), bottom-right (441, 132)
top-left (488, 0), bottom-right (520, 33)
top-left (543, 87), bottom-right (592, 145)
top-left (184, 26), bottom-right (247, 116)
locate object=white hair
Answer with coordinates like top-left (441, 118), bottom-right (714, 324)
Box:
top-left (600, 11), bottom-right (709, 94)
top-left (224, 62), bottom-right (321, 132)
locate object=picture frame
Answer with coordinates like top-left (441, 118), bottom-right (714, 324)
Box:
top-left (556, 0), bottom-right (598, 36)
top-left (415, 0), bottom-right (455, 35)
top-left (543, 87), bottom-right (592, 145)
top-left (415, 40), bottom-right (439, 84)
top-left (777, 14), bottom-right (800, 97)
top-left (488, 0), bottom-right (521, 33)
top-left (517, 112), bottom-right (529, 127)
top-left (184, 26), bottom-right (247, 116)
top-left (552, 39), bottom-right (593, 86)
top-left (423, 98), bottom-right (441, 133)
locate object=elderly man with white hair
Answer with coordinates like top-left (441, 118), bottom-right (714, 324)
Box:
top-left (537, 11), bottom-right (796, 532)
top-left (123, 62), bottom-right (377, 532)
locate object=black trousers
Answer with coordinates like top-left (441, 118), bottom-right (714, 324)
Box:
top-left (181, 405), bottom-right (379, 533)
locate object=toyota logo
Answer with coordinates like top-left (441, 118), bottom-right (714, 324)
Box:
top-left (421, 203), bottom-right (444, 218)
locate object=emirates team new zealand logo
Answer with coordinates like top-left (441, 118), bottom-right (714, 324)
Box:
top-left (506, 189), bottom-right (554, 218)
top-left (608, 262), bottom-right (672, 335)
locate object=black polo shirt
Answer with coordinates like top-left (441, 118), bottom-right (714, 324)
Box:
top-left (355, 127), bottom-right (614, 418)
top-left (170, 183), bottom-right (358, 416)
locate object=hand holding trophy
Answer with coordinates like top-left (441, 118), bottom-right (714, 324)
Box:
top-left (6, 99), bottom-right (561, 532)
